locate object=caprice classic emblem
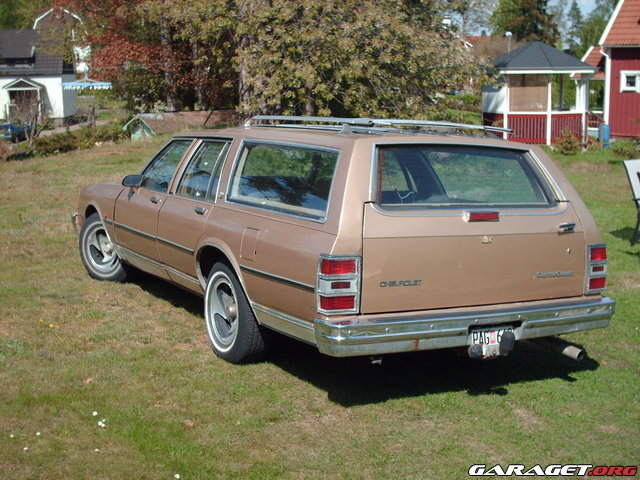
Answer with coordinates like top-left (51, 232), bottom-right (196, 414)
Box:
top-left (535, 271), bottom-right (574, 278)
top-left (380, 280), bottom-right (422, 287)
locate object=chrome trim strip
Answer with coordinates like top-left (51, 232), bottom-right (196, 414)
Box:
top-left (369, 202), bottom-right (569, 218)
top-left (251, 303), bottom-right (316, 345)
top-left (526, 150), bottom-right (567, 202)
top-left (157, 236), bottom-right (194, 255)
top-left (240, 265), bottom-right (315, 292)
top-left (116, 245), bottom-right (199, 285)
top-left (107, 218), bottom-right (194, 255)
top-left (108, 219), bottom-right (157, 241)
top-left (313, 297), bottom-right (615, 357)
top-left (115, 245), bottom-right (164, 269)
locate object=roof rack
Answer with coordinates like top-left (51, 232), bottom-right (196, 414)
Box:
top-left (244, 115), bottom-right (513, 136)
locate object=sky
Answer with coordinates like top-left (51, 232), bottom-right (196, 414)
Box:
top-left (575, 0), bottom-right (597, 14)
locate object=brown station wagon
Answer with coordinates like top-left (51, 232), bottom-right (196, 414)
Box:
top-left (72, 116), bottom-right (615, 364)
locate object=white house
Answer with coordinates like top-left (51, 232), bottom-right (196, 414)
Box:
top-left (0, 8), bottom-right (83, 125)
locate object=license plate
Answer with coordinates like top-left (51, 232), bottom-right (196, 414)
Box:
top-left (469, 326), bottom-right (513, 346)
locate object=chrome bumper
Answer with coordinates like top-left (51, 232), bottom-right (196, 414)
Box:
top-left (313, 297), bottom-right (615, 357)
top-left (70, 212), bottom-right (83, 235)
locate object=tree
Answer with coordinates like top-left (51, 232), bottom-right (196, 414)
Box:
top-left (490, 0), bottom-right (559, 45)
top-left (450, 0), bottom-right (497, 36)
top-left (54, 0), bottom-right (488, 119)
top-left (183, 0), bottom-right (487, 118)
top-left (0, 0), bottom-right (50, 29)
top-left (565, 0), bottom-right (584, 55)
top-left (578, 0), bottom-right (617, 56)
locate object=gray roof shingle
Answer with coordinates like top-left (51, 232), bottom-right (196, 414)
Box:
top-left (0, 29), bottom-right (73, 76)
top-left (493, 41), bottom-right (595, 72)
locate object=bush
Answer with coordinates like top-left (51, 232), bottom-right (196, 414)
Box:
top-left (611, 139), bottom-right (640, 159)
top-left (32, 123), bottom-right (128, 156)
top-left (554, 128), bottom-right (581, 156)
top-left (0, 140), bottom-right (11, 161)
top-left (34, 132), bottom-right (78, 155)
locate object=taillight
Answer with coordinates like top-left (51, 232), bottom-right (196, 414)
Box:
top-left (465, 211), bottom-right (499, 222)
top-left (586, 244), bottom-right (608, 294)
top-left (590, 246), bottom-right (607, 262)
top-left (320, 258), bottom-right (357, 275)
top-left (317, 255), bottom-right (361, 315)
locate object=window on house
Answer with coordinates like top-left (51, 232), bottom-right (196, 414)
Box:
top-left (620, 71), bottom-right (640, 93)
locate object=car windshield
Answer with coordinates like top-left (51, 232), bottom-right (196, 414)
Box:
top-left (377, 145), bottom-right (555, 208)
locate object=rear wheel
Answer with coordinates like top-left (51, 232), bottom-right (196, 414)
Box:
top-left (79, 213), bottom-right (128, 282)
top-left (204, 262), bottom-right (270, 363)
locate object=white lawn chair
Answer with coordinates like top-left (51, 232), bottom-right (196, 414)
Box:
top-left (623, 159), bottom-right (640, 246)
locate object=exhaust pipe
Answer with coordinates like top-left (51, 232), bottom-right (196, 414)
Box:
top-left (531, 336), bottom-right (585, 361)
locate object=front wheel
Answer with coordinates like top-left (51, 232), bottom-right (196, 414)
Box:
top-left (204, 262), bottom-right (270, 363)
top-left (79, 212), bottom-right (128, 282)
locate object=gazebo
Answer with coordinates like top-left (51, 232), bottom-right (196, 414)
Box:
top-left (482, 41), bottom-right (596, 145)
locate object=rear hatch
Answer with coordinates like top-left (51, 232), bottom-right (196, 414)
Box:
top-left (360, 144), bottom-right (586, 314)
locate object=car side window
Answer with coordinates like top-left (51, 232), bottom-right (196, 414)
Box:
top-left (140, 140), bottom-right (192, 193)
top-left (176, 141), bottom-right (229, 201)
top-left (229, 142), bottom-right (339, 221)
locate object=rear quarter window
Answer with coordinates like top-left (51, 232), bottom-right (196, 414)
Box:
top-left (228, 141), bottom-right (339, 221)
top-left (377, 145), bottom-right (554, 208)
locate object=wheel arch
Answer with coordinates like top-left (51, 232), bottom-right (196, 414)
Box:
top-left (196, 242), bottom-right (243, 289)
top-left (196, 241), bottom-right (262, 323)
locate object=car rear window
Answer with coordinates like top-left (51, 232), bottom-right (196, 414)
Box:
top-left (229, 142), bottom-right (339, 221)
top-left (377, 145), bottom-right (554, 208)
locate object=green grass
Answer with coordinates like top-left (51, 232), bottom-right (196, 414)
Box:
top-left (1, 137), bottom-right (638, 479)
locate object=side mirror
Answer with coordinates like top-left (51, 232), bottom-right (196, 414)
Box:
top-left (122, 174), bottom-right (142, 187)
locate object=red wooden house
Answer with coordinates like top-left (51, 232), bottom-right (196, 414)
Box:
top-left (482, 41), bottom-right (595, 145)
top-left (588, 0), bottom-right (640, 138)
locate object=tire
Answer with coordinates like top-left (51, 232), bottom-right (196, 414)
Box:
top-left (204, 262), bottom-right (270, 363)
top-left (79, 212), bottom-right (128, 282)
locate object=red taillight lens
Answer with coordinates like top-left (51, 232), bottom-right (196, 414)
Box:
top-left (587, 244), bottom-right (608, 294)
top-left (467, 211), bottom-right (499, 222)
top-left (319, 295), bottom-right (355, 311)
top-left (317, 255), bottom-right (360, 314)
top-left (589, 277), bottom-right (606, 291)
top-left (590, 247), bottom-right (607, 262)
top-left (320, 259), bottom-right (356, 275)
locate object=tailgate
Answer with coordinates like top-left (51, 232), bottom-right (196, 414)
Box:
top-left (361, 202), bottom-right (586, 314)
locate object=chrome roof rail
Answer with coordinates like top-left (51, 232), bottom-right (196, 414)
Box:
top-left (244, 115), bottom-right (512, 135)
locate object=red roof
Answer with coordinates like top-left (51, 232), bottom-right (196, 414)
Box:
top-left (581, 46), bottom-right (606, 80)
top-left (600, 0), bottom-right (640, 46)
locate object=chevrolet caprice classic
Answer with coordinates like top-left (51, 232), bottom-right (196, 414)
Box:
top-left (72, 116), bottom-right (615, 363)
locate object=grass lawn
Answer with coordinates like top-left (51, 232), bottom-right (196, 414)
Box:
top-left (1, 137), bottom-right (638, 479)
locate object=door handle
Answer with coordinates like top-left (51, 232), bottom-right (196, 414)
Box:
top-left (194, 206), bottom-right (207, 215)
top-left (150, 196), bottom-right (161, 204)
top-left (559, 222), bottom-right (575, 233)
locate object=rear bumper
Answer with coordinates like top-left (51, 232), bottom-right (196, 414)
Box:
top-left (313, 296), bottom-right (615, 357)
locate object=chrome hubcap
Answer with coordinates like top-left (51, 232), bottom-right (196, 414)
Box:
top-left (206, 272), bottom-right (239, 352)
top-left (87, 226), bottom-right (118, 273)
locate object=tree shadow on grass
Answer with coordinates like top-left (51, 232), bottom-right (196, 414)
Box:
top-left (126, 272), bottom-right (601, 407)
top-left (610, 226), bottom-right (638, 245)
top-left (267, 336), bottom-right (600, 407)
